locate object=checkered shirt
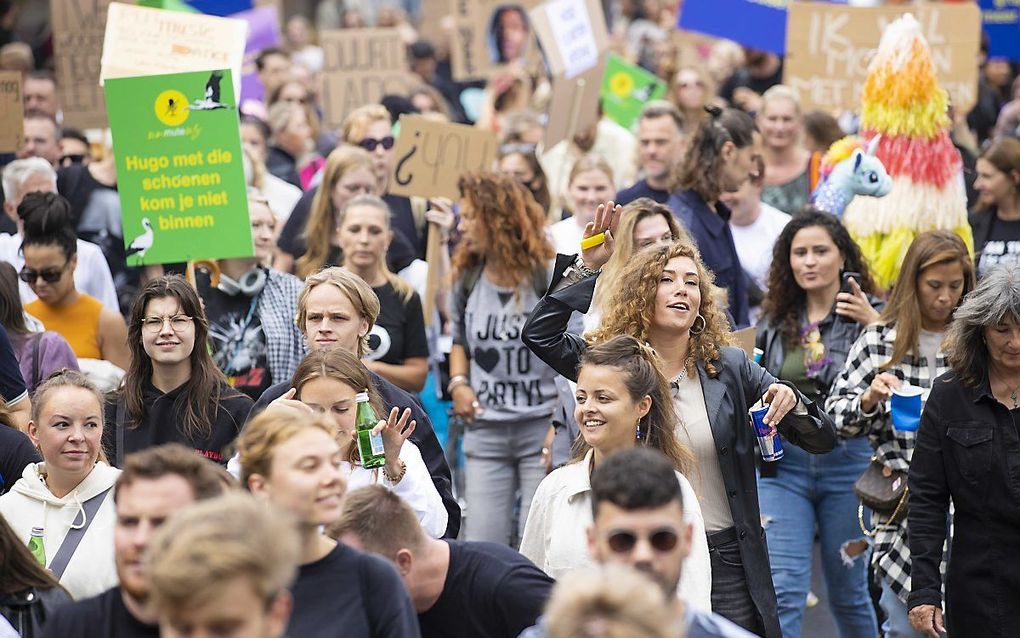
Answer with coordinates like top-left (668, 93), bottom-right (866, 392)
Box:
top-left (824, 322), bottom-right (948, 604)
top-left (259, 270), bottom-right (307, 384)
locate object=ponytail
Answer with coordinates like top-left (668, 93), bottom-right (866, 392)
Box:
top-left (673, 106), bottom-right (757, 201)
top-left (19, 191), bottom-right (77, 259)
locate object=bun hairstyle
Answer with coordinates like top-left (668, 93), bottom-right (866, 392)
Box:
top-left (19, 191), bottom-right (77, 259)
top-left (674, 105), bottom-right (758, 201)
top-left (575, 335), bottom-right (696, 476)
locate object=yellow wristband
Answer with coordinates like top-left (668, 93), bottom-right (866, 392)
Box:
top-left (580, 232), bottom-right (606, 250)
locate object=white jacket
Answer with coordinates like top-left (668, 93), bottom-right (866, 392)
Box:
top-left (0, 462), bottom-right (120, 600)
top-left (519, 450), bottom-right (713, 612)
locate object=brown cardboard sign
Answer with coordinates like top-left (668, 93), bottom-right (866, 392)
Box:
top-left (529, 0), bottom-right (609, 80)
top-left (51, 0), bottom-right (125, 130)
top-left (543, 53), bottom-right (607, 150)
top-left (784, 2), bottom-right (980, 113)
top-left (450, 0), bottom-right (543, 81)
top-left (0, 72), bottom-right (23, 153)
top-left (388, 115), bottom-right (498, 200)
top-left (319, 28), bottom-right (417, 129)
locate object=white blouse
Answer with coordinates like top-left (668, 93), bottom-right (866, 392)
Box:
top-left (519, 449), bottom-right (713, 612)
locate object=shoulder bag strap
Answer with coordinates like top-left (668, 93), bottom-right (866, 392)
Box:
top-left (48, 487), bottom-right (113, 579)
top-left (115, 397), bottom-right (126, 468)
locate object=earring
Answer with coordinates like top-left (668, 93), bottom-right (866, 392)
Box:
top-left (635, 419), bottom-right (643, 441)
top-left (689, 314), bottom-right (706, 336)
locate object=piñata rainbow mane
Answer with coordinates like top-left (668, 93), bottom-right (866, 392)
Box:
top-left (819, 136), bottom-right (865, 179)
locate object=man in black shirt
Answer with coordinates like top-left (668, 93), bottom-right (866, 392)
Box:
top-left (616, 101), bottom-right (687, 206)
top-left (332, 485), bottom-right (554, 638)
top-left (41, 445), bottom-right (230, 638)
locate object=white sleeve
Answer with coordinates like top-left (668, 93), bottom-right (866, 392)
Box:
top-left (676, 471), bottom-right (713, 612)
top-left (518, 474), bottom-right (554, 572)
top-left (77, 241), bottom-right (119, 312)
top-left (387, 442), bottom-right (448, 538)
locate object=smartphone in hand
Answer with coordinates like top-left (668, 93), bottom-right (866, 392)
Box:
top-left (841, 271), bottom-right (861, 294)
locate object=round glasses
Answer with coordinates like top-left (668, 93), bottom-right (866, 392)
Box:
top-left (141, 315), bottom-right (194, 333)
top-left (606, 529), bottom-right (680, 554)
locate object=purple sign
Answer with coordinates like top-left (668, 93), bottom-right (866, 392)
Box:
top-left (232, 5), bottom-right (281, 104)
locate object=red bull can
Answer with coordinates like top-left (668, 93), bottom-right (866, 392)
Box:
top-left (750, 405), bottom-right (784, 462)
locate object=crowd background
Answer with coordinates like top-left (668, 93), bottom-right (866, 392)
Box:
top-left (0, 1), bottom-right (1019, 638)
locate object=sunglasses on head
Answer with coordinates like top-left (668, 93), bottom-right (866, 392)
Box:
top-left (358, 136), bottom-right (395, 152)
top-left (19, 263), bottom-right (68, 284)
top-left (606, 528), bottom-right (680, 554)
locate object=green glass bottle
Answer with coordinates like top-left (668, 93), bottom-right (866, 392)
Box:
top-left (28, 527), bottom-right (45, 566)
top-left (355, 391), bottom-right (386, 469)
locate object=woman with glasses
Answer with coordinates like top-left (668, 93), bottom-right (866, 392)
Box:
top-left (670, 66), bottom-right (714, 137)
top-left (519, 335), bottom-right (711, 611)
top-left (104, 275), bottom-right (253, 467)
top-left (19, 192), bottom-right (129, 371)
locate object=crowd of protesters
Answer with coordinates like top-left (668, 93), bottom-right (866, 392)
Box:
top-left (1, 1), bottom-right (1020, 638)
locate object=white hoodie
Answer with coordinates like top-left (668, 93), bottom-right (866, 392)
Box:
top-left (0, 461), bottom-right (120, 600)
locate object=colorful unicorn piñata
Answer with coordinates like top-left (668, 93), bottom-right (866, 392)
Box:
top-left (811, 135), bottom-right (892, 218)
top-left (840, 13), bottom-right (973, 290)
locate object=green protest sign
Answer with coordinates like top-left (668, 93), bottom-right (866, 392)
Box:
top-left (104, 69), bottom-right (253, 265)
top-left (600, 54), bottom-right (667, 131)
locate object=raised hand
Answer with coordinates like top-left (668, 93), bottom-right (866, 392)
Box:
top-left (580, 201), bottom-right (621, 271)
top-left (372, 406), bottom-right (417, 474)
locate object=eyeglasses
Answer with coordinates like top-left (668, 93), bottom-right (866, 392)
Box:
top-left (357, 136), bottom-right (395, 152)
top-left (19, 262), bottom-right (69, 284)
top-left (141, 315), bottom-right (194, 333)
top-left (677, 81), bottom-right (705, 89)
top-left (606, 528), bottom-right (680, 554)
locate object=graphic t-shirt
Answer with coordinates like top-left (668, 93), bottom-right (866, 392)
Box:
top-left (977, 218), bottom-right (1020, 277)
top-left (199, 279), bottom-right (272, 400)
top-left (365, 283), bottom-right (429, 366)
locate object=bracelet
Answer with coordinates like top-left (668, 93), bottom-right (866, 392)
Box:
top-left (447, 375), bottom-right (470, 394)
top-left (383, 460), bottom-right (407, 484)
top-left (572, 255), bottom-right (600, 278)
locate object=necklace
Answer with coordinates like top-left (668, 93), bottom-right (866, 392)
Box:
top-left (670, 357), bottom-right (696, 388)
top-left (995, 375), bottom-right (1020, 409)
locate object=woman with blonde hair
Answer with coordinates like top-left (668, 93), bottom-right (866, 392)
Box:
top-left (275, 145), bottom-right (376, 276)
top-left (448, 172), bottom-right (558, 546)
top-left (757, 85), bottom-right (812, 215)
top-left (670, 65), bottom-right (715, 137)
top-left (0, 370), bottom-right (120, 600)
top-left (523, 205), bottom-right (836, 636)
top-left (236, 405), bottom-right (419, 636)
top-left (826, 230), bottom-right (976, 637)
top-left (520, 335), bottom-right (710, 609)
top-left (287, 347), bottom-right (447, 536)
top-left (548, 154), bottom-right (615, 251)
top-left (265, 101), bottom-right (315, 189)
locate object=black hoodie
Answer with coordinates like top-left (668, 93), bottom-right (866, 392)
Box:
top-left (104, 380), bottom-right (253, 466)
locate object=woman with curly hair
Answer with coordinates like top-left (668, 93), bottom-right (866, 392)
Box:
top-left (754, 209), bottom-right (880, 638)
top-left (448, 171), bottom-right (557, 546)
top-left (522, 203), bottom-right (836, 637)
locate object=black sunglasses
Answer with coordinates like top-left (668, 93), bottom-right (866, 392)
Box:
top-left (19, 263), bottom-right (68, 284)
top-left (606, 528), bottom-right (680, 554)
top-left (358, 136), bottom-right (395, 152)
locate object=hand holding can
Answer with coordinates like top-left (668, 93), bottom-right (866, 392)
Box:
top-left (750, 404), bottom-right (784, 462)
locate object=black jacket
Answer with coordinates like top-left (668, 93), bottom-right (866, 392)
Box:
top-left (908, 372), bottom-right (1020, 637)
top-left (250, 373), bottom-right (461, 539)
top-left (265, 146), bottom-right (301, 188)
top-left (0, 587), bottom-right (72, 638)
top-left (521, 257), bottom-right (837, 638)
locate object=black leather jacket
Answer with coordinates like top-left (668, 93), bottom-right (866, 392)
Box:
top-left (522, 255), bottom-right (837, 638)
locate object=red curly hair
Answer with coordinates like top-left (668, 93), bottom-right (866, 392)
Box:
top-left (451, 172), bottom-right (554, 285)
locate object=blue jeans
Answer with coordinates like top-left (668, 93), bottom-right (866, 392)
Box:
top-left (758, 437), bottom-right (878, 638)
top-left (879, 581), bottom-right (927, 638)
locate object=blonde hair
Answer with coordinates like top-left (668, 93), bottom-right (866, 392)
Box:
top-left (235, 405), bottom-right (338, 489)
top-left (146, 493), bottom-right (300, 617)
top-left (545, 565), bottom-right (674, 638)
top-left (266, 101), bottom-right (305, 140)
top-left (337, 195), bottom-right (415, 302)
top-left (341, 104), bottom-right (390, 144)
top-left (32, 369), bottom-right (109, 465)
top-left (761, 84), bottom-right (802, 113)
top-left (587, 240), bottom-right (733, 378)
top-left (297, 145), bottom-right (375, 278)
top-left (295, 266), bottom-right (380, 357)
top-left (593, 200), bottom-right (689, 316)
top-left (567, 153), bottom-right (615, 191)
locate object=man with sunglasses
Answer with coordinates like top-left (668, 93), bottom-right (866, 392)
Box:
top-left (522, 448), bottom-right (754, 638)
top-left (332, 484), bottom-right (554, 638)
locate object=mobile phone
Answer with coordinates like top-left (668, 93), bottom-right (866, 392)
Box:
top-left (841, 271), bottom-right (861, 294)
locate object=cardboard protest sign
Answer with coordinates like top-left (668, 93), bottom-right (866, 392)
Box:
top-left (450, 0), bottom-right (542, 81)
top-left (601, 54), bottom-right (666, 131)
top-left (50, 0), bottom-right (123, 130)
top-left (979, 0), bottom-right (1020, 61)
top-left (388, 115), bottom-right (498, 200)
top-left (319, 28), bottom-right (417, 129)
top-left (530, 0), bottom-right (608, 80)
top-left (671, 28), bottom-right (719, 75)
top-left (678, 0), bottom-right (787, 55)
top-left (234, 5), bottom-right (281, 103)
top-left (544, 53), bottom-right (607, 150)
top-left (104, 69), bottom-right (253, 265)
top-left (784, 2), bottom-right (981, 113)
top-left (731, 326), bottom-right (757, 360)
top-left (0, 72), bottom-right (22, 153)
top-left (101, 4), bottom-right (248, 97)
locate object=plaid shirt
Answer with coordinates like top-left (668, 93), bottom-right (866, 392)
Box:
top-left (824, 322), bottom-right (948, 604)
top-left (259, 270), bottom-right (307, 385)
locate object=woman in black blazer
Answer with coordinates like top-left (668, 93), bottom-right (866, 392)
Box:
top-left (521, 204), bottom-right (836, 638)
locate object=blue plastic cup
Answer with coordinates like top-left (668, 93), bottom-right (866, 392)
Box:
top-left (750, 404), bottom-right (784, 462)
top-left (890, 385), bottom-right (924, 432)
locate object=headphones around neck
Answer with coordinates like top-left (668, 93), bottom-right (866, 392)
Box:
top-left (217, 266), bottom-right (267, 296)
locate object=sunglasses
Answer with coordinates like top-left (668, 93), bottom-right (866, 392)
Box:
top-left (606, 528), bottom-right (680, 554)
top-left (19, 263), bottom-right (69, 284)
top-left (678, 81), bottom-right (705, 89)
top-left (60, 154), bottom-right (86, 166)
top-left (358, 136), bottom-right (395, 152)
